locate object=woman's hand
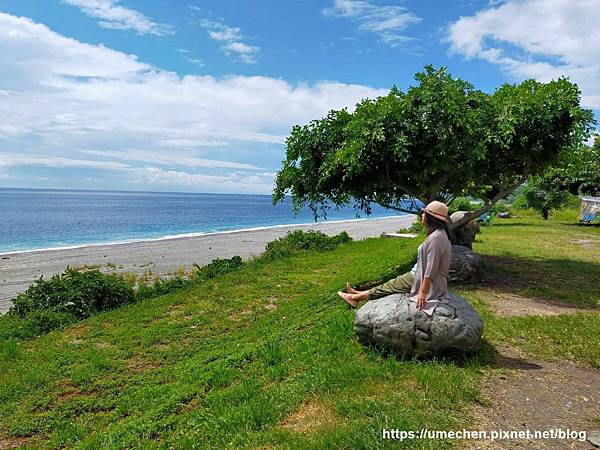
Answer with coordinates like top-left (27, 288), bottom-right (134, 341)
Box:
top-left (417, 276), bottom-right (431, 309)
top-left (416, 291), bottom-right (426, 309)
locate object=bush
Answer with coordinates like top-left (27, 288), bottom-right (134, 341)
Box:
top-left (10, 268), bottom-right (135, 319)
top-left (398, 219), bottom-right (424, 234)
top-left (512, 191), bottom-right (529, 210)
top-left (136, 276), bottom-right (191, 301)
top-left (262, 230), bottom-right (352, 260)
top-left (490, 200), bottom-right (510, 215)
top-left (448, 197), bottom-right (479, 215)
top-left (194, 256), bottom-right (244, 281)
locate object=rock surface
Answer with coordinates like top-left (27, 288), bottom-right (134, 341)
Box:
top-left (354, 292), bottom-right (483, 357)
top-left (449, 245), bottom-right (486, 282)
top-left (450, 211), bottom-right (480, 249)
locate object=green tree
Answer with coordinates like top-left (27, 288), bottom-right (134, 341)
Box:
top-left (539, 137), bottom-right (600, 197)
top-left (273, 66), bottom-right (594, 229)
top-left (523, 180), bottom-right (571, 220)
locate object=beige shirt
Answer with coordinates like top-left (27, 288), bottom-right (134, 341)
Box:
top-left (409, 228), bottom-right (451, 315)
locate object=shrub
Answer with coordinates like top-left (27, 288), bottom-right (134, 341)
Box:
top-left (10, 268), bottom-right (135, 319)
top-left (448, 197), bottom-right (479, 215)
top-left (262, 230), bottom-right (352, 260)
top-left (136, 276), bottom-right (191, 301)
top-left (512, 191), bottom-right (529, 210)
top-left (490, 200), bottom-right (510, 215)
top-left (194, 256), bottom-right (244, 281)
top-left (398, 219), bottom-right (424, 234)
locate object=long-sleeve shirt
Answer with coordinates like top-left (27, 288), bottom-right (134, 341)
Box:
top-left (409, 228), bottom-right (452, 316)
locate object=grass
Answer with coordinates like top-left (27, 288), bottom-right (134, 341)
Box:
top-left (0, 208), bottom-right (598, 448)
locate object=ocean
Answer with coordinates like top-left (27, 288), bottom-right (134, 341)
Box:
top-left (0, 188), bottom-right (406, 254)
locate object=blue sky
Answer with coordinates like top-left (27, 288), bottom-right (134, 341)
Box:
top-left (0, 0), bottom-right (598, 194)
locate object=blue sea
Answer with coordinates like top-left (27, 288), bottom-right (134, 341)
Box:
top-left (0, 188), bottom-right (406, 254)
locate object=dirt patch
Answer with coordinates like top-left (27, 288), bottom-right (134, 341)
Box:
top-left (230, 308), bottom-right (253, 322)
top-left (0, 436), bottom-right (30, 449)
top-left (570, 239), bottom-right (600, 249)
top-left (125, 357), bottom-right (161, 373)
top-left (95, 341), bottom-right (113, 349)
top-left (475, 290), bottom-right (590, 317)
top-left (54, 378), bottom-right (94, 403)
top-left (467, 346), bottom-right (600, 449)
top-left (264, 303), bottom-right (278, 311)
top-left (280, 400), bottom-right (340, 434)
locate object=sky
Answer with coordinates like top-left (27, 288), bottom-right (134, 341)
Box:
top-left (0, 0), bottom-right (598, 194)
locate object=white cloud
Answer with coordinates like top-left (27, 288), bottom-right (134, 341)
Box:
top-left (0, 153), bottom-right (131, 170)
top-left (80, 149), bottom-right (263, 170)
top-left (62, 0), bottom-right (172, 35)
top-left (185, 56), bottom-right (205, 67)
top-left (199, 19), bottom-right (260, 63)
top-left (0, 12), bottom-right (386, 193)
top-left (136, 167), bottom-right (276, 194)
top-left (446, 0), bottom-right (600, 109)
top-left (323, 0), bottom-right (420, 46)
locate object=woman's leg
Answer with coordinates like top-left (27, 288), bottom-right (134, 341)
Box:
top-left (337, 290), bottom-right (369, 308)
top-left (366, 272), bottom-right (414, 300)
top-left (338, 272), bottom-right (414, 308)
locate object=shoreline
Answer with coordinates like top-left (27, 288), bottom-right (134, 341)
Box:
top-left (0, 215), bottom-right (416, 312)
top-left (0, 215), bottom-right (405, 257)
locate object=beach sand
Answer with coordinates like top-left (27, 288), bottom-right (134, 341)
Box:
top-left (0, 215), bottom-right (415, 312)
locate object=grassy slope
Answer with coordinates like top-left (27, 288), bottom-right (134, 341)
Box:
top-left (0, 209), bottom-right (598, 449)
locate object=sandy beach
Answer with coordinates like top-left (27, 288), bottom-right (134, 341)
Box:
top-left (0, 215), bottom-right (415, 312)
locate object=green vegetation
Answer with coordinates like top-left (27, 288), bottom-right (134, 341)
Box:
top-left (0, 231), bottom-right (352, 342)
top-left (522, 184), bottom-right (572, 219)
top-left (273, 65), bottom-right (595, 229)
top-left (0, 210), bottom-right (598, 448)
top-left (537, 137), bottom-right (600, 197)
top-left (447, 197), bottom-right (479, 215)
top-left (263, 230), bottom-right (352, 260)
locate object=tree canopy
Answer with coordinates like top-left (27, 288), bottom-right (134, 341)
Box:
top-left (536, 136), bottom-right (600, 197)
top-left (273, 66), bottom-right (595, 228)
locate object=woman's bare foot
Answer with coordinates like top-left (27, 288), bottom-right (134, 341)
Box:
top-left (338, 291), bottom-right (358, 308)
top-left (346, 282), bottom-right (360, 294)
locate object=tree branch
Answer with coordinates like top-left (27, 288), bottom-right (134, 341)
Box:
top-left (448, 175), bottom-right (528, 230)
top-left (428, 174), bottom-right (448, 203)
top-left (376, 201), bottom-right (421, 216)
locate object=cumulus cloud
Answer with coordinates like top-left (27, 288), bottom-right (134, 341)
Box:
top-left (62, 0), bottom-right (172, 35)
top-left (446, 0), bottom-right (600, 109)
top-left (0, 12), bottom-right (386, 193)
top-left (323, 0), bottom-right (420, 46)
top-left (199, 19), bottom-right (260, 63)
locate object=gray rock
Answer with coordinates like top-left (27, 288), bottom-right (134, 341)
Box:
top-left (354, 292), bottom-right (484, 357)
top-left (449, 245), bottom-right (486, 283)
top-left (589, 430), bottom-right (600, 448)
top-left (450, 211), bottom-right (480, 249)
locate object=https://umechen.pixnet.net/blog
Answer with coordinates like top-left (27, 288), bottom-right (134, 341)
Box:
top-left (382, 427), bottom-right (589, 445)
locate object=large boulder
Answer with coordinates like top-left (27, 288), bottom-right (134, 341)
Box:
top-left (354, 292), bottom-right (483, 357)
top-left (450, 245), bottom-right (486, 283)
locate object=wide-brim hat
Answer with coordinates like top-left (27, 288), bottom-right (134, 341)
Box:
top-left (422, 201), bottom-right (450, 223)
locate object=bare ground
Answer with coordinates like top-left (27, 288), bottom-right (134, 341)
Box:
top-left (465, 345), bottom-right (600, 449)
top-left (474, 290), bottom-right (590, 316)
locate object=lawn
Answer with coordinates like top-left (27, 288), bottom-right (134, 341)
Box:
top-left (0, 209), bottom-right (598, 449)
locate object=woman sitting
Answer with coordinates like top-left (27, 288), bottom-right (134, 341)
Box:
top-left (338, 201), bottom-right (452, 315)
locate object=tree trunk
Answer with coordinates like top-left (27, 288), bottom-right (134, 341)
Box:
top-left (542, 208), bottom-right (549, 220)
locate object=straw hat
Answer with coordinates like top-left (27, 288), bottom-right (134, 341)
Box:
top-left (422, 200), bottom-right (449, 223)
